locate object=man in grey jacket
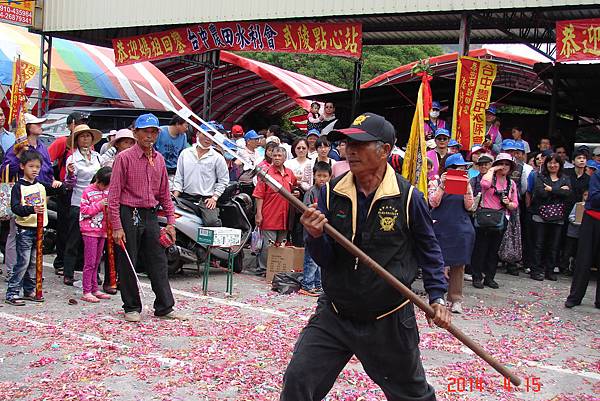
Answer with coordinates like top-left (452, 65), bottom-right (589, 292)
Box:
top-left (172, 131), bottom-right (229, 226)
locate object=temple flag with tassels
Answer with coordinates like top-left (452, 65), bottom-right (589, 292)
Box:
top-left (402, 61), bottom-right (432, 199)
top-left (9, 56), bottom-right (38, 154)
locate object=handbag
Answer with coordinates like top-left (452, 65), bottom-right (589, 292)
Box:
top-left (250, 226), bottom-right (263, 254)
top-left (0, 166), bottom-right (13, 221)
top-left (0, 182), bottom-right (13, 221)
top-left (498, 209), bottom-right (522, 263)
top-left (473, 175), bottom-right (511, 230)
top-left (538, 203), bottom-right (566, 222)
top-left (473, 208), bottom-right (505, 230)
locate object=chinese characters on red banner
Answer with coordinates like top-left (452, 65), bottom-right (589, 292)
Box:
top-left (452, 57), bottom-right (497, 150)
top-left (113, 22), bottom-right (362, 66)
top-left (557, 18), bottom-right (600, 62)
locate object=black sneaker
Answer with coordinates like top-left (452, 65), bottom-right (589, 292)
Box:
top-left (545, 273), bottom-right (558, 281)
top-left (472, 279), bottom-right (484, 289)
top-left (530, 273), bottom-right (544, 281)
top-left (506, 266), bottom-right (519, 276)
top-left (5, 297), bottom-right (25, 306)
top-left (564, 300), bottom-right (580, 308)
top-left (484, 279), bottom-right (499, 289)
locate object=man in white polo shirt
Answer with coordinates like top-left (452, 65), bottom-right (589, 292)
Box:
top-left (172, 130), bottom-right (229, 226)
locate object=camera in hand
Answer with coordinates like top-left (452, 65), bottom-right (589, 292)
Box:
top-left (494, 188), bottom-right (509, 199)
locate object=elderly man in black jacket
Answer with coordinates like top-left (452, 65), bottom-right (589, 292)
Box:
top-left (280, 113), bottom-right (450, 401)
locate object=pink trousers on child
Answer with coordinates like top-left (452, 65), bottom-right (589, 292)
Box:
top-left (82, 235), bottom-right (106, 294)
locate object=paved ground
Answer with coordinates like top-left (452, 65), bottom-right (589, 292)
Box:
top-left (0, 253), bottom-right (598, 401)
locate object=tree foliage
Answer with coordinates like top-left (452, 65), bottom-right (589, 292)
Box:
top-left (237, 45), bottom-right (443, 89)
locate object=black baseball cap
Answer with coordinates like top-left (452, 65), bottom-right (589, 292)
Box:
top-left (66, 111), bottom-right (88, 125)
top-left (328, 112), bottom-right (396, 146)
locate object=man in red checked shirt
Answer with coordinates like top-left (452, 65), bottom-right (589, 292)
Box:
top-left (252, 146), bottom-right (298, 276)
top-left (108, 113), bottom-right (187, 323)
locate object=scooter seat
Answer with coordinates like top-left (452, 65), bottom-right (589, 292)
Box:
top-left (174, 197), bottom-right (202, 217)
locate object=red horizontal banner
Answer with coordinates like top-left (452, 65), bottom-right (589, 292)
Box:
top-left (556, 18), bottom-right (600, 62)
top-left (113, 21), bottom-right (362, 66)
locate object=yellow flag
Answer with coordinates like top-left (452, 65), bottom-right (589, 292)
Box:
top-left (402, 83), bottom-right (428, 199)
top-left (9, 57), bottom-right (38, 153)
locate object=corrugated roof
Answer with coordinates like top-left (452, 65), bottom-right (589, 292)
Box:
top-left (38, 3), bottom-right (600, 48)
top-left (40, 0), bottom-right (600, 33)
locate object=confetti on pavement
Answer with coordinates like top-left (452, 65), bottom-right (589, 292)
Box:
top-left (0, 265), bottom-right (598, 401)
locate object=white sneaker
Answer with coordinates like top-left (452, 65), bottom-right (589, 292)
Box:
top-left (158, 311), bottom-right (189, 321)
top-left (124, 311), bottom-right (141, 322)
top-left (451, 302), bottom-right (463, 314)
top-left (463, 274), bottom-right (472, 282)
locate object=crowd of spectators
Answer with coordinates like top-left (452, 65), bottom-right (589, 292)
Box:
top-left (0, 101), bottom-right (598, 312)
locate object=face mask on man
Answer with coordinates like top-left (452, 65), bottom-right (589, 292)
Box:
top-left (430, 110), bottom-right (440, 119)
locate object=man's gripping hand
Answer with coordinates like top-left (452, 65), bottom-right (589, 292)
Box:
top-left (427, 303), bottom-right (451, 329)
top-left (300, 203), bottom-right (328, 238)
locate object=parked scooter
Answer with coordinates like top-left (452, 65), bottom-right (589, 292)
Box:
top-left (157, 182), bottom-right (253, 275)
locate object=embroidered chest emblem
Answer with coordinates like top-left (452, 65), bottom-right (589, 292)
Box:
top-left (378, 205), bottom-right (399, 232)
top-left (24, 191), bottom-right (43, 206)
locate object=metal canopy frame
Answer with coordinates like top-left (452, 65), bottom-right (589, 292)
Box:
top-left (37, 34), bottom-right (52, 116)
top-left (33, 4), bottom-right (600, 125)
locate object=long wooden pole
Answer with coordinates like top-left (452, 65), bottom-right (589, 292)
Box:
top-left (255, 168), bottom-right (522, 387)
top-left (35, 212), bottom-right (44, 300)
top-left (105, 205), bottom-right (116, 288)
top-left (133, 83), bottom-right (523, 386)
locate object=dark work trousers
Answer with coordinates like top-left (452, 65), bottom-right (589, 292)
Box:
top-left (116, 205), bottom-right (174, 316)
top-left (559, 236), bottom-right (578, 273)
top-left (470, 224), bottom-right (506, 282)
top-left (531, 221), bottom-right (563, 276)
top-left (179, 193), bottom-right (221, 227)
top-left (566, 213), bottom-right (600, 307)
top-left (280, 297), bottom-right (435, 401)
top-left (53, 190), bottom-right (72, 270)
top-left (63, 205), bottom-right (84, 279)
top-left (520, 203), bottom-right (533, 269)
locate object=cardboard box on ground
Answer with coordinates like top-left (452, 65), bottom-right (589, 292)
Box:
top-left (266, 246), bottom-right (304, 282)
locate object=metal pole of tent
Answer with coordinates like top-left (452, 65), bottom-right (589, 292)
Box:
top-left (458, 13), bottom-right (472, 57)
top-left (548, 64), bottom-right (560, 139)
top-left (202, 50), bottom-right (220, 121)
top-left (350, 58), bottom-right (363, 119)
top-left (37, 34), bottom-right (52, 116)
top-left (449, 13), bottom-right (472, 114)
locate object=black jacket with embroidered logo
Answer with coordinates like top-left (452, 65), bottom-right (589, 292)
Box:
top-left (307, 165), bottom-right (447, 316)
